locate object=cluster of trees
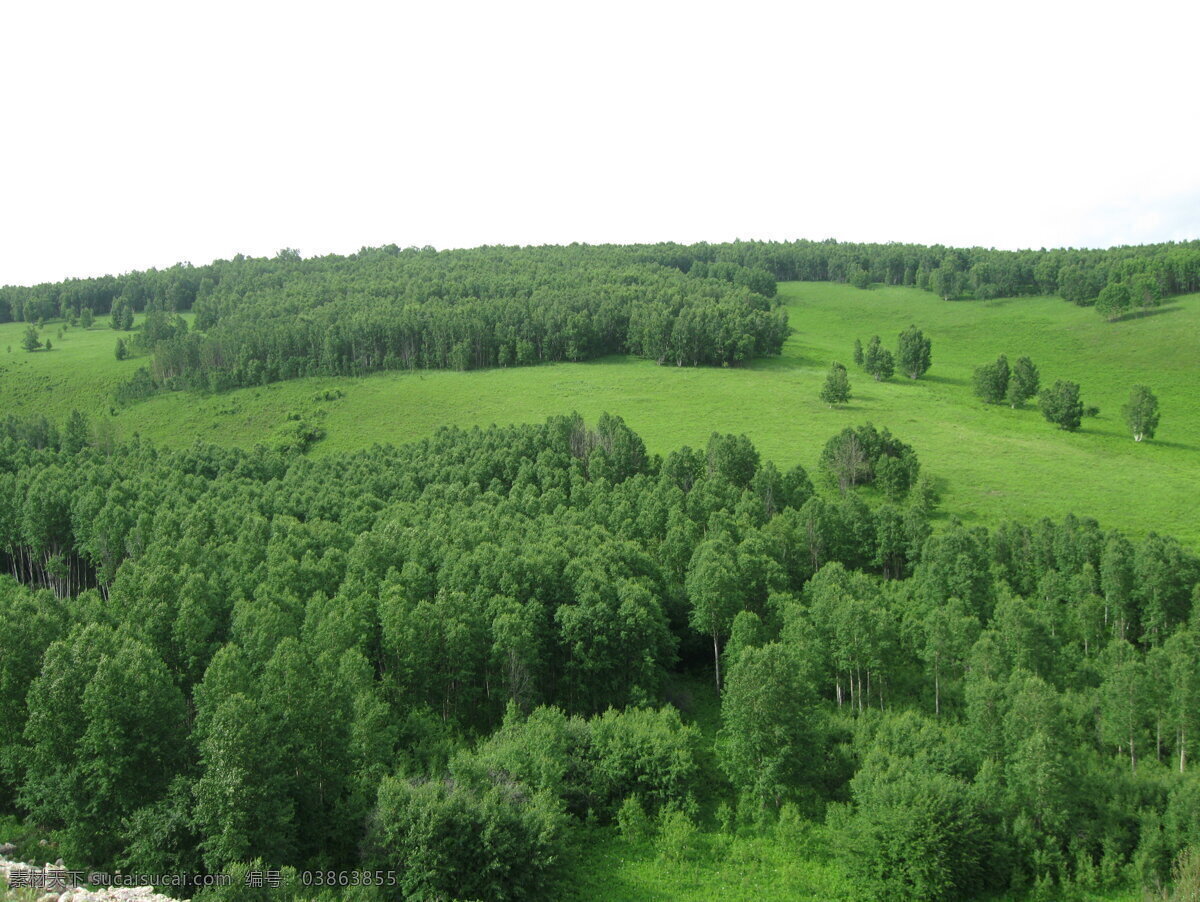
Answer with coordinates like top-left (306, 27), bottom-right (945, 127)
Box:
top-left (972, 358), bottom-right (1164, 440)
top-left (138, 247), bottom-right (788, 391)
top-left (0, 413), bottom-right (1194, 899)
top-left (853, 327), bottom-right (932, 383)
top-left (1095, 275), bottom-right (1164, 320)
top-left (973, 354), bottom-right (1040, 407)
top-left (818, 423), bottom-right (924, 500)
top-left (110, 298), bottom-right (135, 331)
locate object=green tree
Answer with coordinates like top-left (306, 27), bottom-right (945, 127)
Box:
top-left (369, 775), bottom-right (565, 902)
top-left (853, 338), bottom-right (864, 367)
top-left (1130, 272), bottom-right (1162, 311)
top-left (21, 625), bottom-right (187, 866)
top-left (79, 307), bottom-right (94, 328)
top-left (1100, 641), bottom-right (1152, 773)
top-left (917, 597), bottom-right (980, 716)
top-left (864, 335), bottom-right (894, 381)
top-left (820, 362), bottom-right (852, 407)
top-left (840, 758), bottom-right (987, 901)
top-left (21, 324), bottom-right (41, 351)
top-left (1096, 281), bottom-right (1134, 320)
top-left (116, 338), bottom-right (129, 360)
top-left (896, 325), bottom-right (932, 379)
top-left (1123, 385), bottom-right (1160, 442)
top-left (193, 691), bottom-right (295, 868)
top-left (821, 428), bottom-right (869, 494)
top-left (62, 409), bottom-right (90, 453)
top-left (717, 642), bottom-right (821, 808)
top-left (1040, 380), bottom-right (1084, 430)
top-left (1162, 626), bottom-right (1200, 772)
top-left (1007, 356), bottom-right (1039, 407)
top-left (686, 537), bottom-right (745, 691)
top-left (109, 298), bottom-right (135, 331)
top-left (973, 355), bottom-right (1009, 403)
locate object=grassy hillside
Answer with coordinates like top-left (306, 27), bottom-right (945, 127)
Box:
top-left (1, 282), bottom-right (1196, 545)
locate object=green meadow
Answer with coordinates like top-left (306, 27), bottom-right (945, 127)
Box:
top-left (1, 282), bottom-right (1196, 545)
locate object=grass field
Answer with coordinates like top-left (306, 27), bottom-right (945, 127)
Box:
top-left (1, 282), bottom-right (1197, 546)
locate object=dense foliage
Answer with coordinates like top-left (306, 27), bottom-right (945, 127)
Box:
top-left (0, 413), bottom-right (1198, 900)
top-left (3, 238), bottom-right (1198, 398)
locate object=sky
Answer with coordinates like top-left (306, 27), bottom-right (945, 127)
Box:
top-left (2, 0), bottom-right (1199, 286)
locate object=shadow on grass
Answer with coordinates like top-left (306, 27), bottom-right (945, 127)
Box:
top-left (918, 373), bottom-right (968, 387)
top-left (1111, 305), bottom-right (1183, 322)
top-left (1148, 438), bottom-right (1200, 453)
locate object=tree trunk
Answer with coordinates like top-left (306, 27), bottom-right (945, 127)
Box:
top-left (713, 631), bottom-right (721, 693)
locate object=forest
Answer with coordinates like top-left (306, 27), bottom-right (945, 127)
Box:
top-left (4, 239), bottom-right (1200, 399)
top-left (1, 411), bottom-right (1198, 901)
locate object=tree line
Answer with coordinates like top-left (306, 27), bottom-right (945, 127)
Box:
top-left (0, 412), bottom-right (1197, 899)
top-left (7, 239), bottom-right (1200, 324)
top-left (4, 239), bottom-right (1199, 393)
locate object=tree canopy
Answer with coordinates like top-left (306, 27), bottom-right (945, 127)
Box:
top-left (0, 411), bottom-right (1196, 899)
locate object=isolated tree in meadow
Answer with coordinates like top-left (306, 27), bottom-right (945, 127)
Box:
top-left (79, 307), bottom-right (94, 329)
top-left (820, 362), bottom-right (852, 407)
top-left (1123, 385), bottom-right (1160, 442)
top-left (1095, 281), bottom-right (1134, 321)
top-left (973, 356), bottom-right (1009, 404)
top-left (1040, 380), bottom-right (1084, 431)
top-left (864, 335), bottom-right (894, 381)
top-left (21, 325), bottom-right (41, 352)
top-left (115, 338), bottom-right (128, 360)
top-left (853, 338), bottom-right (864, 367)
top-left (1006, 356), bottom-right (1039, 407)
top-left (896, 326), bottom-right (932, 379)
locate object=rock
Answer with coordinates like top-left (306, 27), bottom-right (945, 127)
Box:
top-left (37, 894), bottom-right (60, 902)
top-left (56, 857), bottom-right (65, 866)
top-left (39, 838), bottom-right (50, 846)
top-left (0, 841), bottom-right (16, 855)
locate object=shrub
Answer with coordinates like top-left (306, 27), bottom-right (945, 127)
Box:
top-left (369, 776), bottom-right (565, 902)
top-left (617, 795), bottom-right (654, 844)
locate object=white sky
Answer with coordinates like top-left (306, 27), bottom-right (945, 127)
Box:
top-left (2, 0), bottom-right (1199, 286)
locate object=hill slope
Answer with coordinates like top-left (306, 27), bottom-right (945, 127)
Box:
top-left (1, 282), bottom-right (1196, 544)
